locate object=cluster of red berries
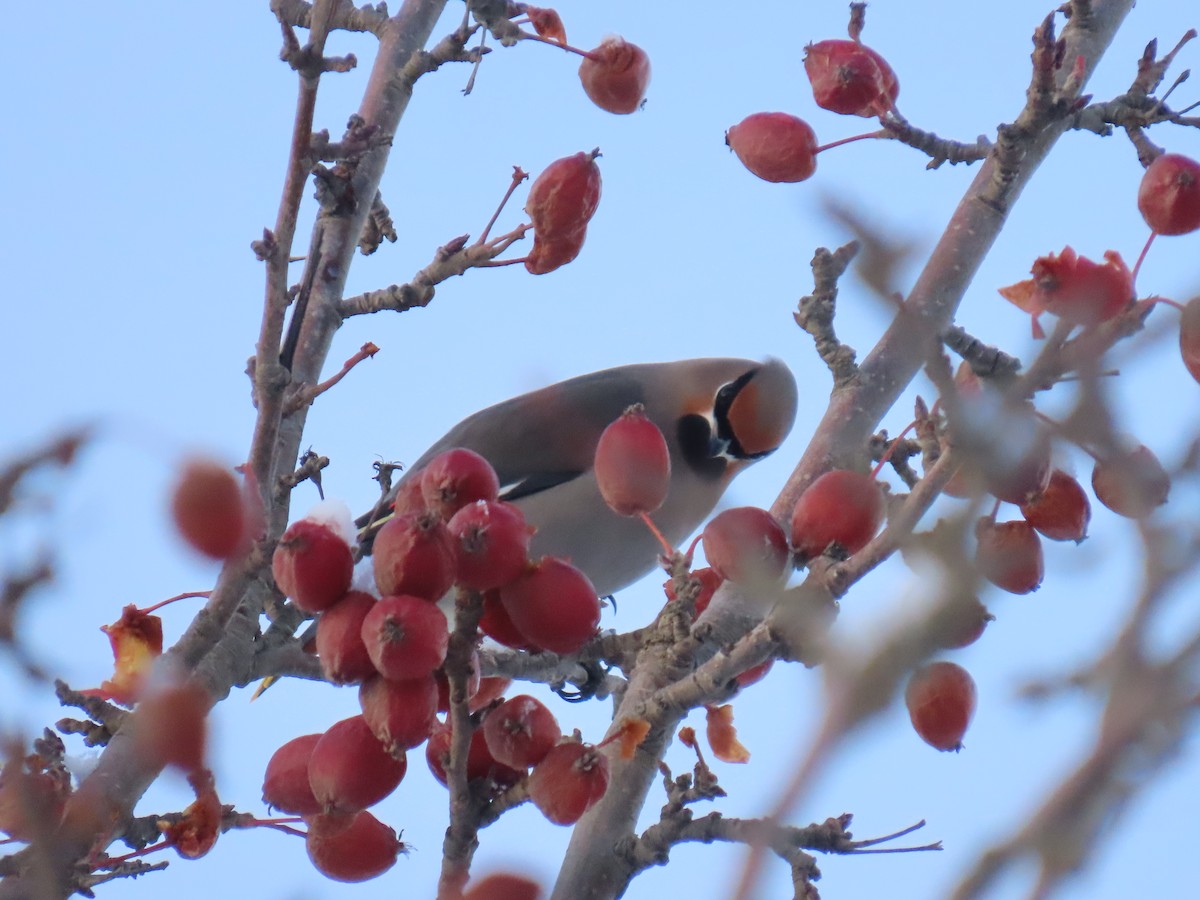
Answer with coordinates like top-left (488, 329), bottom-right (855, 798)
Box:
top-left (255, 449), bottom-right (615, 881)
top-left (726, 30), bottom-right (899, 183)
top-left (600, 406), bottom-right (889, 574)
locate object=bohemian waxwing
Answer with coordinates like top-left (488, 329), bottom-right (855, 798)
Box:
top-left (368, 358), bottom-right (798, 597)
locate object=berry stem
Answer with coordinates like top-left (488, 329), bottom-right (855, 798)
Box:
top-left (141, 591), bottom-right (212, 615)
top-left (815, 130), bottom-right (888, 154)
top-left (870, 421), bottom-right (917, 479)
top-left (638, 512), bottom-right (676, 557)
top-left (520, 32), bottom-right (597, 60)
top-left (1145, 296), bottom-right (1186, 313)
top-left (477, 166), bottom-right (529, 245)
top-left (1130, 231), bottom-right (1156, 289)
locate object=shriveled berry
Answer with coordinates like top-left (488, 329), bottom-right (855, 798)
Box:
top-left (526, 7), bottom-right (565, 44)
top-left (578, 37), bottom-right (650, 114)
top-left (307, 810), bottom-right (403, 882)
top-left (524, 227), bottom-right (587, 275)
top-left (1020, 469), bottom-right (1091, 542)
top-left (500, 557), bottom-right (601, 655)
top-left (905, 661), bottom-right (976, 752)
top-left (1138, 152), bottom-right (1200, 235)
top-left (526, 150), bottom-right (602, 240)
top-left (804, 39), bottom-right (898, 117)
top-left (702, 507), bottom-right (790, 588)
top-left (975, 518), bottom-right (1044, 594)
top-left (999, 247), bottom-right (1133, 337)
top-left (726, 112), bottom-right (817, 183)
top-left (1092, 444), bottom-right (1170, 519)
top-left (791, 469), bottom-right (884, 560)
top-left (594, 404), bottom-right (671, 516)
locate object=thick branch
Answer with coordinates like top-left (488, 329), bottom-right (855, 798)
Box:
top-left (552, 4), bottom-right (1136, 898)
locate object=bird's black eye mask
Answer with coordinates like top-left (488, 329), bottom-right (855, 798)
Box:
top-left (677, 368), bottom-right (771, 479)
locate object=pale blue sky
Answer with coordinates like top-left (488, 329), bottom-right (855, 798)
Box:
top-left (4, 2), bottom-right (1200, 899)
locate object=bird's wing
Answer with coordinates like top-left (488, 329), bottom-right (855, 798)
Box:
top-left (406, 367), bottom-right (648, 500)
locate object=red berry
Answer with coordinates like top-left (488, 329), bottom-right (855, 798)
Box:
top-left (594, 404), bottom-right (671, 516)
top-left (985, 422), bottom-right (1053, 506)
top-left (372, 512), bottom-right (456, 601)
top-left (734, 658), bottom-right (773, 689)
top-left (931, 594), bottom-right (994, 651)
top-left (479, 589), bottom-right (538, 651)
top-left (306, 811), bottom-right (403, 882)
top-left (482, 694), bottom-right (561, 769)
top-left (1091, 444), bottom-right (1171, 519)
top-left (308, 715), bottom-right (407, 814)
top-left (528, 741), bottom-right (610, 825)
top-left (500, 557), bottom-right (601, 655)
top-left (526, 7), bottom-right (565, 45)
top-left (316, 591), bottom-right (377, 685)
top-left (420, 449), bottom-right (501, 520)
top-left (170, 458), bottom-right (248, 560)
top-left (975, 518), bottom-right (1044, 595)
top-left (1020, 469), bottom-right (1091, 542)
top-left (578, 37), bottom-right (650, 114)
top-left (790, 469), bottom-right (884, 560)
top-left (273, 516), bottom-right (354, 613)
top-left (1180, 297), bottom-right (1200, 384)
top-left (262, 733), bottom-right (322, 816)
top-left (470, 676), bottom-right (513, 713)
top-left (804, 39), bottom-right (898, 117)
top-left (360, 594), bottom-right (448, 681)
top-left (447, 500), bottom-right (532, 591)
top-left (725, 112), bottom-right (818, 183)
top-left (525, 150), bottom-right (602, 241)
top-left (523, 227), bottom-right (587, 275)
top-left (463, 871), bottom-right (543, 900)
top-left (358, 674), bottom-right (440, 754)
top-left (1138, 152), bottom-right (1200, 235)
top-left (425, 720), bottom-right (524, 789)
top-left (663, 566), bottom-right (723, 618)
top-left (999, 247), bottom-right (1133, 336)
top-left (134, 681), bottom-right (208, 773)
top-left (702, 507), bottom-right (790, 588)
top-left (905, 661), bottom-right (976, 752)
top-left (0, 753), bottom-right (71, 843)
